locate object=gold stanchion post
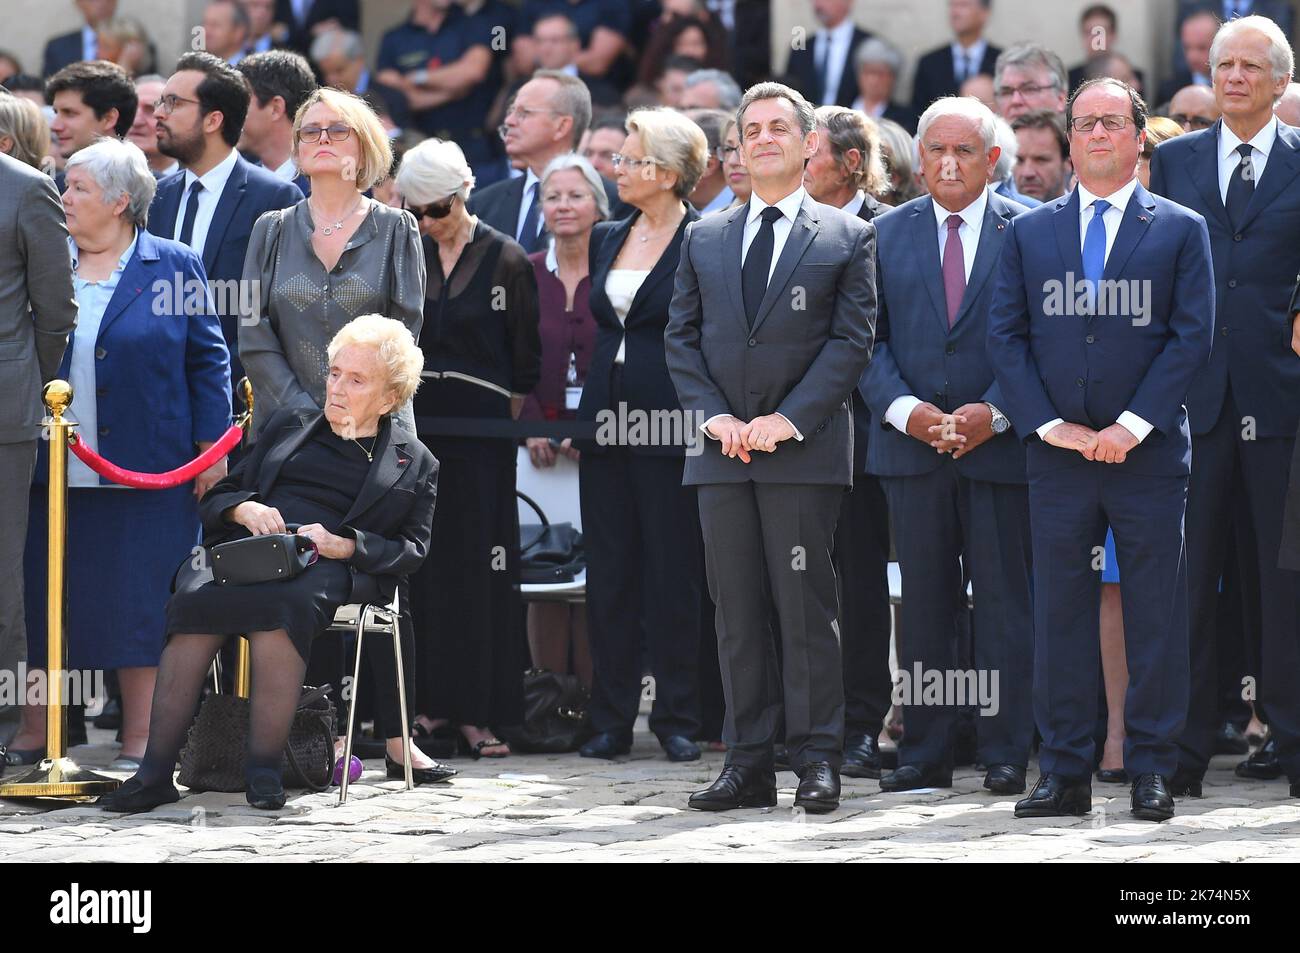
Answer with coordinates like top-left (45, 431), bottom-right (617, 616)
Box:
top-left (0, 382), bottom-right (120, 799)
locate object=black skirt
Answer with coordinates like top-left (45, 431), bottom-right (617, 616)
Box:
top-left (165, 557), bottom-right (354, 663)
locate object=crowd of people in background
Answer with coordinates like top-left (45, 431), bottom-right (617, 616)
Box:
top-left (1, 0), bottom-right (1299, 818)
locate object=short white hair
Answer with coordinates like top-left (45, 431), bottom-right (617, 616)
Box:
top-left (540, 152), bottom-right (609, 220)
top-left (991, 115), bottom-right (1017, 180)
top-left (684, 69), bottom-right (742, 110)
top-left (854, 37), bottom-right (903, 76)
top-left (396, 137), bottom-right (476, 206)
top-left (916, 95), bottom-right (998, 153)
top-left (1210, 14), bottom-right (1296, 86)
top-left (327, 315), bottom-right (425, 407)
top-left (64, 137), bottom-right (157, 228)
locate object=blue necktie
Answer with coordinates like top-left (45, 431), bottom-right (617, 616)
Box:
top-left (1082, 198), bottom-right (1110, 307)
top-left (178, 180), bottom-right (204, 248)
top-left (518, 181), bottom-right (541, 253)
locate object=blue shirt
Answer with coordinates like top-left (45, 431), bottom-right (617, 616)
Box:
top-left (66, 230), bottom-right (138, 488)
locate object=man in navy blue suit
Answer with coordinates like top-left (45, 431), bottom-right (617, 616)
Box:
top-left (1148, 15), bottom-right (1300, 798)
top-left (147, 52), bottom-right (302, 394)
top-left (862, 96), bottom-right (1033, 796)
top-left (988, 78), bottom-right (1214, 821)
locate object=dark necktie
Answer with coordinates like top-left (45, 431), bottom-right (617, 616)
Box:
top-left (518, 181), bottom-right (542, 253)
top-left (1224, 143), bottom-right (1255, 230)
top-left (742, 205), bottom-right (783, 328)
top-left (955, 50), bottom-right (966, 84)
top-left (941, 213), bottom-right (965, 327)
top-left (178, 180), bottom-right (204, 248)
top-left (1082, 198), bottom-right (1110, 310)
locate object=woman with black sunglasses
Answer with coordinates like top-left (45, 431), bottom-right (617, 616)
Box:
top-left (396, 137), bottom-right (542, 761)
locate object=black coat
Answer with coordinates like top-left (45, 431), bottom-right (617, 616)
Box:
top-left (785, 25), bottom-right (872, 107)
top-left (468, 172), bottom-right (629, 251)
top-left (910, 42), bottom-right (1002, 115)
top-left (200, 409), bottom-right (438, 605)
top-left (577, 206), bottom-right (700, 456)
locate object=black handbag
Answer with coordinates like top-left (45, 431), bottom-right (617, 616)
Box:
top-left (517, 492), bottom-right (585, 584)
top-left (209, 528), bottom-right (319, 586)
top-left (177, 684), bottom-right (336, 792)
top-left (501, 669), bottom-right (593, 753)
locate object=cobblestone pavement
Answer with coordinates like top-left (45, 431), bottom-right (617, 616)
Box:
top-left (2, 729), bottom-right (1297, 862)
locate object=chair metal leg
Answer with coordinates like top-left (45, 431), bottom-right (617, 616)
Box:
top-left (392, 619), bottom-right (413, 790)
top-left (338, 607), bottom-right (368, 805)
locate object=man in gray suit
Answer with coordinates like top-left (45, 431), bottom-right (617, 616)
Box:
top-left (666, 81), bottom-right (877, 814)
top-left (0, 149), bottom-right (77, 752)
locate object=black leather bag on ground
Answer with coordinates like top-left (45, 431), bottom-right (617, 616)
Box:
top-left (209, 529), bottom-right (319, 586)
top-left (517, 492), bottom-right (584, 584)
top-left (501, 669), bottom-right (593, 753)
top-left (177, 684), bottom-right (336, 792)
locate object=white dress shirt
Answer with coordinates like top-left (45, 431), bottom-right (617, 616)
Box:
top-left (815, 18), bottom-right (856, 105)
top-left (701, 187), bottom-right (809, 441)
top-left (950, 39), bottom-right (987, 84)
top-left (882, 189), bottom-right (988, 433)
top-left (515, 168), bottom-right (542, 245)
top-left (1218, 116), bottom-right (1276, 205)
top-left (81, 25), bottom-right (98, 63)
top-left (699, 184), bottom-right (735, 216)
top-left (172, 147), bottom-right (240, 261)
top-left (840, 190), bottom-right (867, 216)
top-left (272, 156), bottom-right (299, 182)
top-left (1035, 177), bottom-right (1151, 443)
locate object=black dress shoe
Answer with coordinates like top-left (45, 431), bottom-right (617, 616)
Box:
top-left (1130, 773), bottom-right (1175, 821)
top-left (97, 776), bottom-right (181, 813)
top-left (579, 732), bottom-right (631, 760)
top-left (879, 763), bottom-right (953, 792)
top-left (1168, 765), bottom-right (1203, 797)
top-left (387, 755), bottom-right (457, 784)
top-left (983, 763), bottom-right (1027, 794)
top-left (841, 734), bottom-right (883, 779)
top-left (795, 762), bottom-right (840, 813)
top-left (688, 764), bottom-right (777, 811)
top-left (1235, 738), bottom-right (1282, 780)
top-left (662, 735), bottom-right (701, 762)
top-left (1215, 721), bottom-right (1250, 755)
top-left (1095, 767), bottom-right (1129, 784)
top-left (1290, 780), bottom-right (1300, 798)
top-left (93, 698), bottom-right (122, 730)
top-left (1014, 773), bottom-right (1092, 817)
top-left (246, 773), bottom-right (287, 810)
top-left (774, 744), bottom-right (791, 772)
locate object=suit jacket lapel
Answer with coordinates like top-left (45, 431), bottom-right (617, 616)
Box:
top-left (343, 418), bottom-right (411, 523)
top-left (153, 174), bottom-right (183, 238)
top-left (1237, 123), bottom-right (1300, 231)
top-left (202, 157), bottom-right (249, 275)
top-left (1103, 183), bottom-right (1157, 282)
top-left (952, 196), bottom-right (1012, 327)
top-left (96, 232), bottom-right (156, 342)
top-left (913, 201), bottom-right (949, 334)
top-left (722, 204), bottom-right (748, 332)
top-left (257, 410), bottom-right (321, 493)
top-left (1189, 123), bottom-right (1230, 231)
top-left (1053, 190), bottom-right (1085, 286)
top-left (627, 208), bottom-right (697, 322)
top-left (751, 197), bottom-right (820, 333)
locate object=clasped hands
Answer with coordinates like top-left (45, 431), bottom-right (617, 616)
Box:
top-left (228, 501), bottom-right (357, 560)
top-left (905, 402), bottom-right (995, 461)
top-left (709, 414), bottom-right (797, 463)
top-left (1041, 421), bottom-right (1137, 464)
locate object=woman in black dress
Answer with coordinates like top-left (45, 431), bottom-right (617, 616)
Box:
top-left (97, 317), bottom-right (439, 813)
top-left (396, 138), bottom-right (542, 758)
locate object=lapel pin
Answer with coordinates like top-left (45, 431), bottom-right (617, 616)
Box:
top-left (1139, 215), bottom-right (1148, 222)
top-left (996, 223), bottom-right (1005, 230)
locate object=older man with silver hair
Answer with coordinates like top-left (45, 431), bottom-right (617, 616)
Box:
top-left (1150, 13), bottom-right (1300, 800)
top-left (851, 37), bottom-right (916, 132)
top-left (311, 29), bottom-right (372, 97)
top-left (680, 69), bottom-right (742, 111)
top-left (993, 42), bottom-right (1068, 121)
top-left (863, 94), bottom-right (1033, 795)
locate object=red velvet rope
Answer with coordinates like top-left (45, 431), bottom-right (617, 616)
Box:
top-left (68, 424), bottom-right (245, 489)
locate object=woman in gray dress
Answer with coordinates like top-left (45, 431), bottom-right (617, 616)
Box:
top-left (236, 86), bottom-right (437, 776)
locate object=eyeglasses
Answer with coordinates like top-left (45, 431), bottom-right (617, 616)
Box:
top-left (716, 144), bottom-right (740, 161)
top-left (1069, 114), bottom-right (1134, 133)
top-left (611, 153), bottom-right (660, 171)
top-left (995, 82), bottom-right (1058, 100)
top-left (298, 123), bottom-right (353, 143)
top-left (404, 197), bottom-right (455, 220)
top-left (153, 94), bottom-right (201, 114)
top-left (1169, 112), bottom-right (1215, 130)
top-left (497, 105), bottom-right (561, 140)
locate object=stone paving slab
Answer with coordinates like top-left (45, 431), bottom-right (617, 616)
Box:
top-left (1, 733), bottom-right (1298, 862)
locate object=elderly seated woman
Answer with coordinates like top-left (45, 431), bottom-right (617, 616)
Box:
top-left (99, 315), bottom-right (440, 813)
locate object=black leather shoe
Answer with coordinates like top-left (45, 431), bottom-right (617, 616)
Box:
top-left (1130, 773), bottom-right (1175, 821)
top-left (387, 754), bottom-right (457, 784)
top-left (688, 764), bottom-right (777, 811)
top-left (97, 776), bottom-right (180, 813)
top-left (1290, 780), bottom-right (1300, 798)
top-left (795, 762), bottom-right (840, 813)
top-left (246, 774), bottom-right (287, 810)
top-left (774, 744), bottom-right (791, 772)
top-left (1014, 773), bottom-right (1092, 817)
top-left (1215, 721), bottom-right (1250, 755)
top-left (878, 763), bottom-right (953, 792)
top-left (579, 732), bottom-right (631, 760)
top-left (662, 735), bottom-right (700, 762)
top-left (1095, 767), bottom-right (1129, 784)
top-left (841, 734), bottom-right (883, 779)
top-left (1235, 738), bottom-right (1282, 780)
top-left (1168, 765), bottom-right (1203, 797)
top-left (983, 763), bottom-right (1027, 794)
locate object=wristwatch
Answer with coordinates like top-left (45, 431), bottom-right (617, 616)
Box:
top-left (985, 402), bottom-right (1010, 434)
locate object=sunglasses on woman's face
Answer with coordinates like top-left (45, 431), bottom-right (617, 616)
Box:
top-left (404, 197), bottom-right (456, 220)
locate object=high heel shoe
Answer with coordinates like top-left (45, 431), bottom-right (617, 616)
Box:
top-left (386, 754), bottom-right (457, 784)
top-left (245, 773), bottom-right (287, 810)
top-left (1095, 767), bottom-right (1129, 784)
